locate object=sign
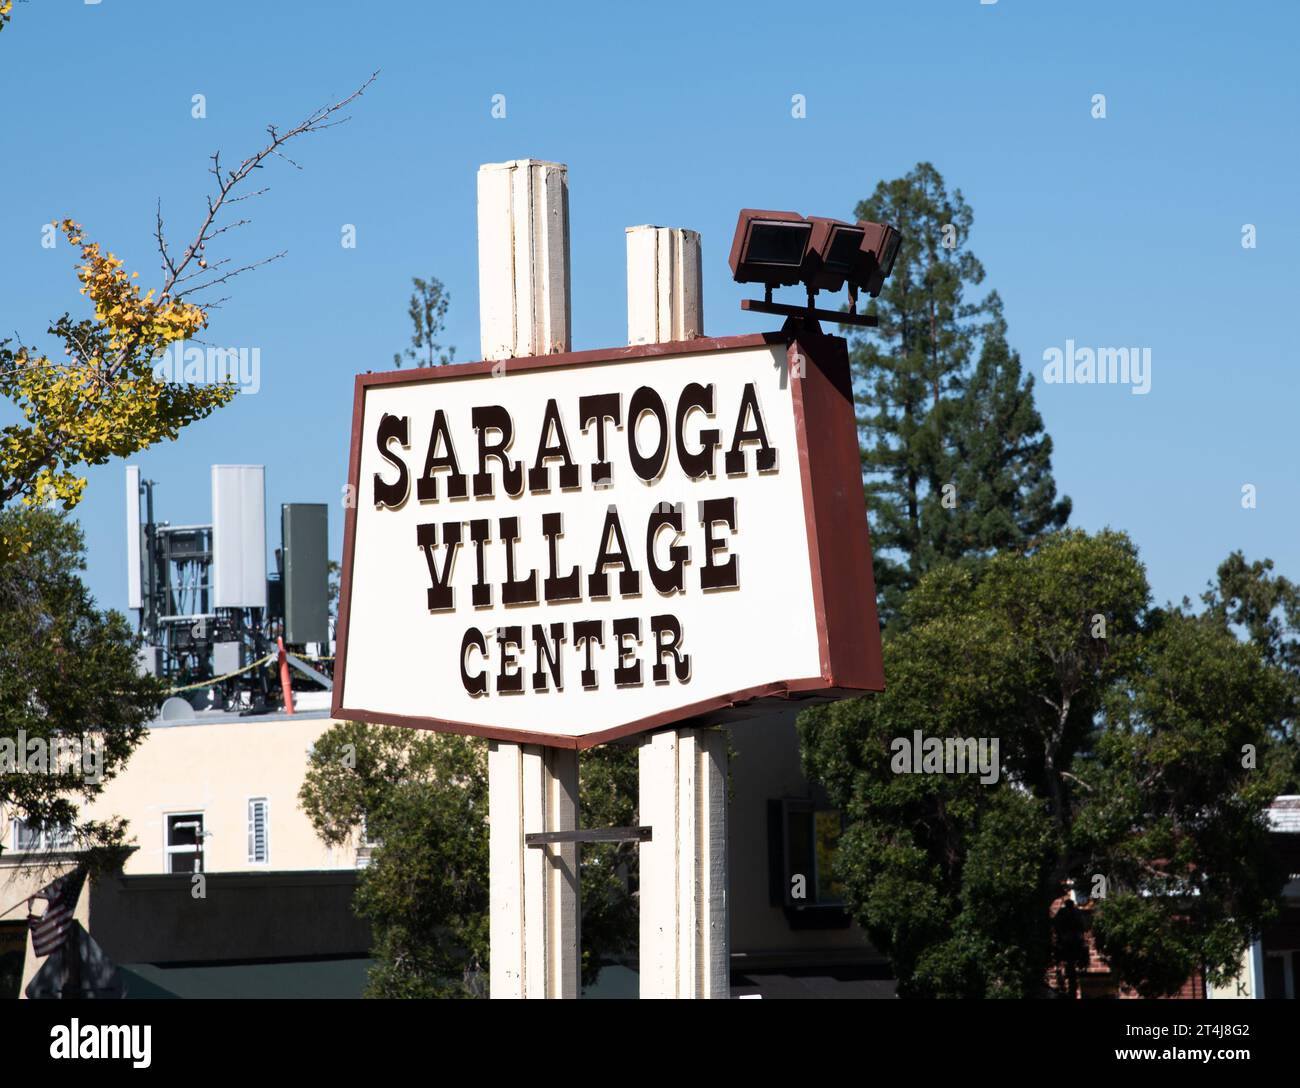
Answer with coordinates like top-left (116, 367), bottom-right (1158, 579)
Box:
top-left (333, 330), bottom-right (883, 748)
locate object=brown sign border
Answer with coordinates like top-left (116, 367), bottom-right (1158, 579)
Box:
top-left (331, 328), bottom-right (884, 749)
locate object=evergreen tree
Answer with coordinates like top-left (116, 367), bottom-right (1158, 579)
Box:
top-left (851, 164), bottom-right (1068, 619)
top-left (393, 275), bottom-right (455, 369)
top-left (927, 298), bottom-right (1071, 570)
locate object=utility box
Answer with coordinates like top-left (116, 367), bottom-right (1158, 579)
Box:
top-left (282, 504), bottom-right (329, 645)
top-left (136, 646), bottom-right (161, 677)
top-left (213, 641), bottom-right (242, 677)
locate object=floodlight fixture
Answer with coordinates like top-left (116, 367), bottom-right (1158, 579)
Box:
top-left (805, 216), bottom-right (867, 294)
top-left (728, 209), bottom-right (815, 288)
top-left (854, 221), bottom-right (902, 300)
top-left (731, 208), bottom-right (901, 329)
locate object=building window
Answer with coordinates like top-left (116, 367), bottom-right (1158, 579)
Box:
top-left (165, 813), bottom-right (205, 873)
top-left (356, 814), bottom-right (377, 870)
top-left (15, 819), bottom-right (42, 852)
top-left (1263, 951), bottom-right (1296, 999)
top-left (768, 799), bottom-right (851, 929)
top-left (247, 798), bottom-right (269, 864)
top-left (11, 818), bottom-right (74, 853)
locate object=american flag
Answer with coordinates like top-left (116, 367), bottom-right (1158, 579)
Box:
top-left (27, 866), bottom-right (86, 957)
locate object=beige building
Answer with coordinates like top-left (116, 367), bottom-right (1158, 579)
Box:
top-left (0, 698), bottom-right (370, 999)
top-left (1, 698), bottom-right (354, 880)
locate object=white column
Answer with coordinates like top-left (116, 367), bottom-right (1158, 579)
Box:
top-left (1248, 938), bottom-right (1266, 999)
top-left (625, 225), bottom-right (703, 344)
top-left (489, 742), bottom-right (580, 998)
top-left (478, 159), bottom-right (571, 360)
top-left (481, 159), bottom-right (580, 999)
top-left (639, 729), bottom-right (729, 998)
top-left (628, 224), bottom-right (728, 999)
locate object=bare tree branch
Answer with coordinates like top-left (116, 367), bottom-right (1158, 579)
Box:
top-left (98, 69), bottom-right (379, 380)
top-left (154, 199), bottom-right (177, 282)
top-left (162, 70), bottom-right (379, 304)
top-left (179, 251), bottom-right (287, 296)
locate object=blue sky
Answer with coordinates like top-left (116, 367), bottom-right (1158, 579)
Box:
top-left (1, 0), bottom-right (1296, 616)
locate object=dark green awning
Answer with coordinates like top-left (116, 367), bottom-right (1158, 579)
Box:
top-left (117, 958), bottom-right (373, 999)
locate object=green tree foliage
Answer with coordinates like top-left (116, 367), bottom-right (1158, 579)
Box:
top-left (934, 302), bottom-right (1071, 571)
top-left (393, 275), bottom-right (455, 368)
top-left (852, 164), bottom-right (1068, 620)
top-left (299, 723), bottom-right (487, 997)
top-left (575, 743), bottom-right (639, 982)
top-left (798, 530), bottom-right (1291, 997)
top-left (299, 722), bottom-right (638, 996)
top-left (0, 507), bottom-right (160, 857)
top-left (1201, 551), bottom-right (1300, 788)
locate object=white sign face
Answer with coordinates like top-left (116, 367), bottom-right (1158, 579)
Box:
top-left (335, 334), bottom-right (871, 747)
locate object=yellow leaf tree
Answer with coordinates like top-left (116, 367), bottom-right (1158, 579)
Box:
top-left (0, 73), bottom-right (376, 562)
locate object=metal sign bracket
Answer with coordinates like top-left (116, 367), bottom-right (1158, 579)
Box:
top-left (525, 826), bottom-right (652, 847)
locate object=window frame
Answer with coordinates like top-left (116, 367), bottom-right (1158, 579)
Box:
top-left (1263, 950), bottom-right (1296, 999)
top-left (164, 811), bottom-right (206, 874)
top-left (11, 817), bottom-right (74, 853)
top-left (247, 797), bottom-right (270, 865)
top-left (767, 797), bottom-right (850, 924)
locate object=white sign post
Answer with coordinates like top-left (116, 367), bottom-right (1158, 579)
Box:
top-left (626, 226), bottom-right (728, 998)
top-left (481, 160), bottom-right (579, 999)
top-left (332, 163), bottom-right (885, 999)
